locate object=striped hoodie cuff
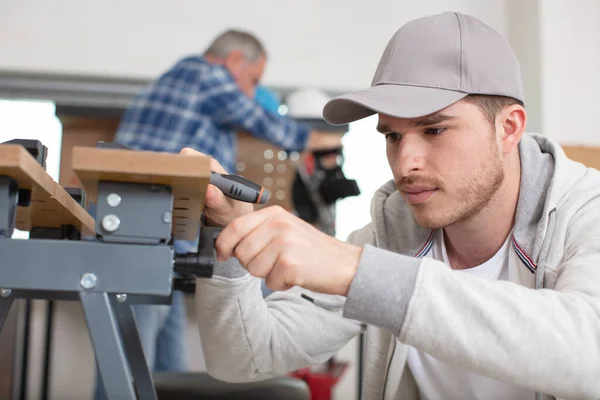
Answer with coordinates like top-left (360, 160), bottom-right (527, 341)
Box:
top-left (343, 244), bottom-right (421, 335)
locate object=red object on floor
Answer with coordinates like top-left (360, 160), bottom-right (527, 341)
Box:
top-left (290, 359), bottom-right (349, 400)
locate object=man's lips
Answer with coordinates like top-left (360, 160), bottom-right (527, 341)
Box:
top-left (400, 185), bottom-right (439, 204)
top-left (401, 185), bottom-right (437, 194)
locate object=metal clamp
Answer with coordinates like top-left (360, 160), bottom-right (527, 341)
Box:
top-left (95, 181), bottom-right (173, 245)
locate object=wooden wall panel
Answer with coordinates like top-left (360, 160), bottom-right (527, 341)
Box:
top-left (561, 145), bottom-right (600, 170)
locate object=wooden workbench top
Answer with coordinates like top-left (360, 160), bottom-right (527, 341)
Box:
top-left (0, 144), bottom-right (95, 234)
top-left (71, 146), bottom-right (211, 241)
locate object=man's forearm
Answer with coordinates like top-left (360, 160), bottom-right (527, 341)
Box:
top-left (196, 259), bottom-right (362, 382)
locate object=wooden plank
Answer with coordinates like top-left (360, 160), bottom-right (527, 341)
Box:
top-left (71, 146), bottom-right (211, 240)
top-left (562, 145), bottom-right (600, 171)
top-left (0, 145), bottom-right (95, 234)
top-left (236, 132), bottom-right (298, 211)
top-left (56, 115), bottom-right (120, 188)
top-left (236, 130), bottom-right (344, 211)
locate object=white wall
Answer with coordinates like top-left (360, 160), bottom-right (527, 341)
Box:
top-left (539, 0), bottom-right (600, 144)
top-left (0, 0), bottom-right (508, 91)
top-left (506, 0), bottom-right (542, 134)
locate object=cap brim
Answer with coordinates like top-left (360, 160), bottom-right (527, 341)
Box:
top-left (322, 84), bottom-right (468, 125)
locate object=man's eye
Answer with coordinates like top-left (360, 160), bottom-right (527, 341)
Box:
top-left (425, 127), bottom-right (447, 135)
top-left (385, 133), bottom-right (401, 143)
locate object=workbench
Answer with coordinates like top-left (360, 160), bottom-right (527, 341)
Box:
top-left (0, 139), bottom-right (213, 399)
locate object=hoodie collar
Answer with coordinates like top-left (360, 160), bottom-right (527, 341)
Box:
top-left (512, 134), bottom-right (587, 266)
top-left (511, 134), bottom-right (555, 268)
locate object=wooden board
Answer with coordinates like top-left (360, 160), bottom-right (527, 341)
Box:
top-left (0, 144), bottom-right (95, 234)
top-left (71, 146), bottom-right (211, 240)
top-left (562, 145), bottom-right (600, 171)
top-left (236, 132), bottom-right (299, 211)
top-left (57, 116), bottom-right (120, 189)
top-left (236, 130), bottom-right (345, 211)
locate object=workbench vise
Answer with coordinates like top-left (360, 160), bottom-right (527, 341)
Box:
top-left (91, 141), bottom-right (231, 291)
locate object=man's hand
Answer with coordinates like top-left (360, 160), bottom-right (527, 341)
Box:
top-left (179, 147), bottom-right (253, 227)
top-left (215, 206), bottom-right (363, 296)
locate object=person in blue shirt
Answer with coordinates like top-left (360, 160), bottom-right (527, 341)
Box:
top-left (93, 29), bottom-right (337, 399)
top-left (114, 30), bottom-right (323, 174)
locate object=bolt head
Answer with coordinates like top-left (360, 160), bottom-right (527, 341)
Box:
top-left (0, 288), bottom-right (11, 298)
top-left (116, 294), bottom-right (127, 303)
top-left (80, 273), bottom-right (97, 289)
top-left (106, 193), bottom-right (121, 207)
top-left (101, 214), bottom-right (120, 232)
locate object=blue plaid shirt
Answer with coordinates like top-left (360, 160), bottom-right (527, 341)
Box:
top-left (115, 56), bottom-right (309, 174)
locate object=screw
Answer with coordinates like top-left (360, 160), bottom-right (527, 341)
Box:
top-left (101, 214), bottom-right (120, 232)
top-left (80, 273), bottom-right (97, 289)
top-left (162, 211), bottom-right (172, 224)
top-left (106, 193), bottom-right (121, 207)
top-left (0, 288), bottom-right (11, 298)
top-left (116, 294), bottom-right (127, 303)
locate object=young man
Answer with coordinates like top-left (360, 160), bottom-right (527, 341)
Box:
top-left (186, 12), bottom-right (600, 400)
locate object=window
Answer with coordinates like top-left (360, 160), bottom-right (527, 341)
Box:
top-left (0, 99), bottom-right (62, 239)
top-left (335, 115), bottom-right (393, 241)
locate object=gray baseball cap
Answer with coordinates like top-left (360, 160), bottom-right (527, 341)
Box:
top-left (322, 12), bottom-right (524, 125)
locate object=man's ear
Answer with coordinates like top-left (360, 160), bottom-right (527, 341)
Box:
top-left (498, 105), bottom-right (526, 155)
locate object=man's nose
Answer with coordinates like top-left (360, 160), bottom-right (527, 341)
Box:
top-left (395, 136), bottom-right (426, 176)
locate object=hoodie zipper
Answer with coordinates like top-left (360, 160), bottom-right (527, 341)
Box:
top-left (534, 208), bottom-right (557, 400)
top-left (381, 338), bottom-right (397, 400)
top-left (535, 208), bottom-right (557, 289)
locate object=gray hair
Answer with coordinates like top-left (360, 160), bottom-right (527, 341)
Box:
top-left (204, 29), bottom-right (267, 63)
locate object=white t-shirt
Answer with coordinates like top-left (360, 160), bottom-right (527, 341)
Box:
top-left (405, 229), bottom-right (534, 400)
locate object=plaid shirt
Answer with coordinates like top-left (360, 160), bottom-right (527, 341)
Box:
top-left (115, 56), bottom-right (309, 173)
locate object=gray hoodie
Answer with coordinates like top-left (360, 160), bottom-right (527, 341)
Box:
top-left (195, 134), bottom-right (600, 400)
